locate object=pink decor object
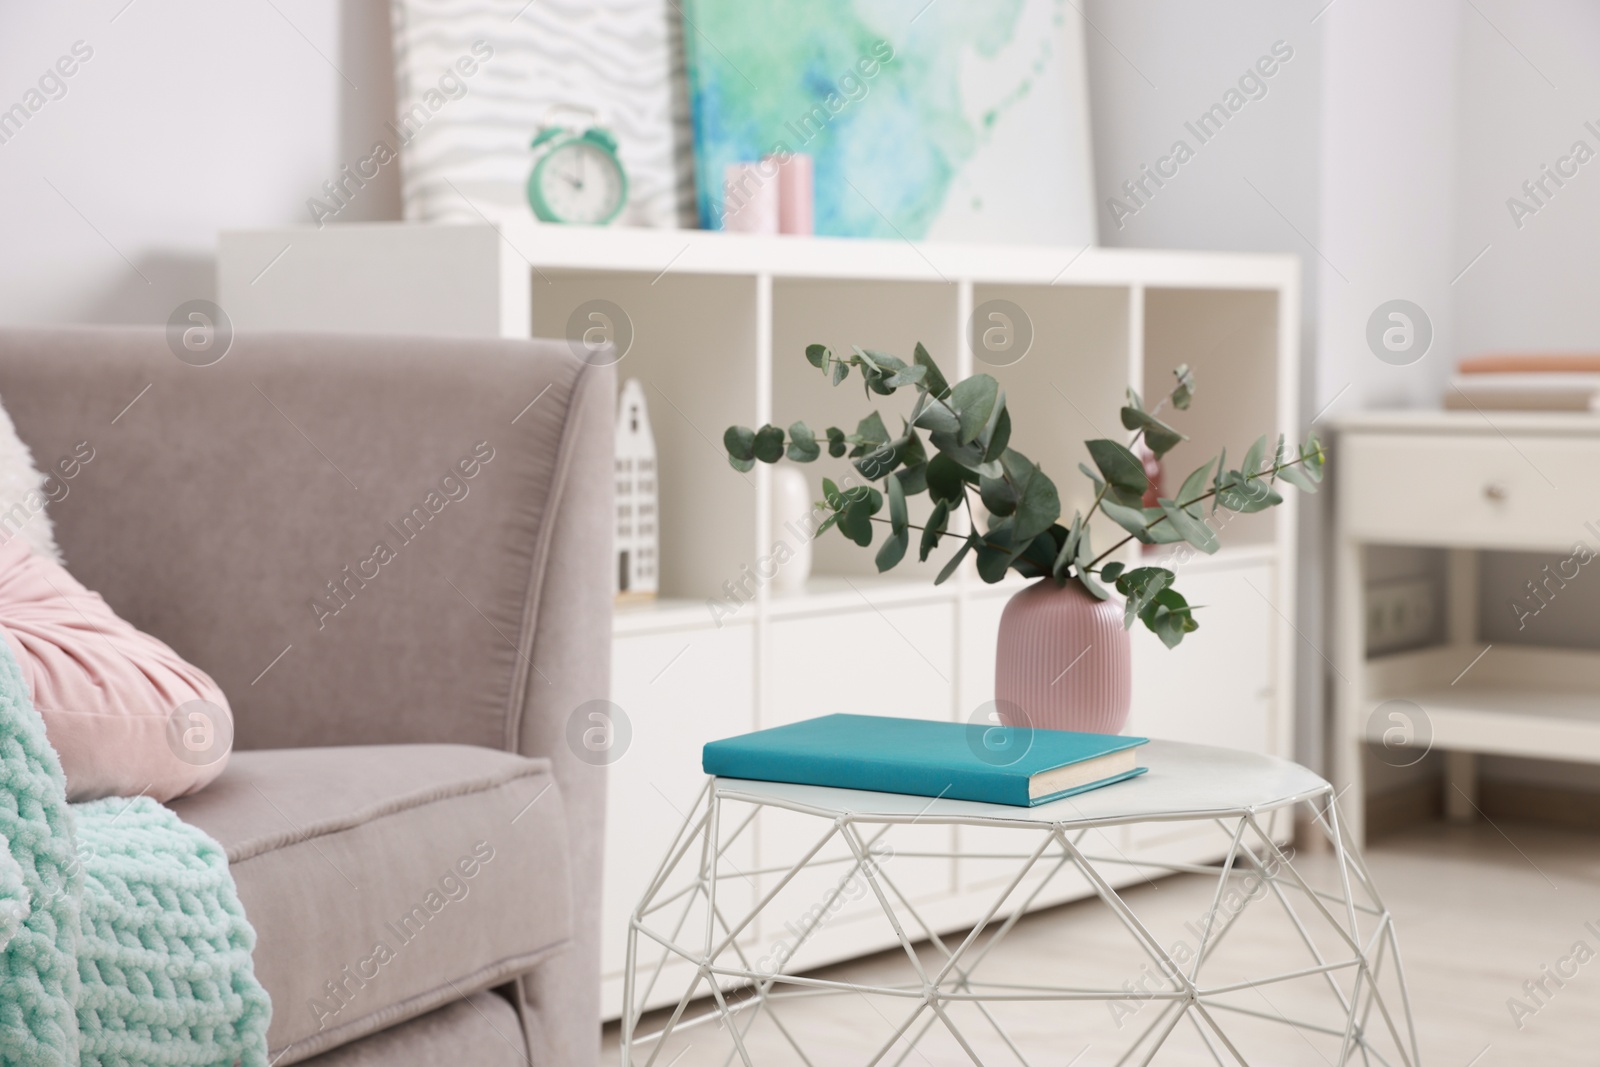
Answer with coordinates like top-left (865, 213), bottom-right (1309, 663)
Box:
top-left (0, 535), bottom-right (232, 801)
top-left (1137, 444), bottom-right (1164, 555)
top-left (994, 578), bottom-right (1132, 734)
top-left (1137, 443), bottom-right (1163, 508)
top-left (773, 153), bottom-right (814, 235)
top-left (722, 161), bottom-right (779, 233)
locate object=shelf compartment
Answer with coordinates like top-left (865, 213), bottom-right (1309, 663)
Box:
top-left (1145, 287), bottom-right (1282, 549)
top-left (1366, 645), bottom-right (1600, 764)
top-left (770, 277), bottom-right (961, 584)
top-left (531, 270), bottom-right (761, 601)
top-left (1364, 689), bottom-right (1600, 764)
top-left (973, 283), bottom-right (1132, 540)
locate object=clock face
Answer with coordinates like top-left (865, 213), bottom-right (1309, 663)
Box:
top-left (535, 139), bottom-right (626, 224)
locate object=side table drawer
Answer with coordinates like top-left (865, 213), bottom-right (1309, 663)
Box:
top-left (1340, 432), bottom-right (1600, 550)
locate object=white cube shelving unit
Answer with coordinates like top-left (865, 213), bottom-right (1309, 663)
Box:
top-left (219, 220), bottom-right (1301, 1019)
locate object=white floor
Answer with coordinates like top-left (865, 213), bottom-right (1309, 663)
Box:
top-left (604, 818), bottom-right (1600, 1065)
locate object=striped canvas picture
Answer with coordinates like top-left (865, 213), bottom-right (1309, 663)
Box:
top-left (389, 0), bottom-right (695, 227)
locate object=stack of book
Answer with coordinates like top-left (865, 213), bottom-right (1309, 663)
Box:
top-left (1447, 353), bottom-right (1600, 412)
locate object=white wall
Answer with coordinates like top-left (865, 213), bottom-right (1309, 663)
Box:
top-left (1085, 0), bottom-right (1466, 412)
top-left (1316, 0), bottom-right (1463, 414)
top-left (1451, 0), bottom-right (1600, 352)
top-left (1083, 0), bottom-right (1323, 269)
top-left (0, 0), bottom-right (395, 326)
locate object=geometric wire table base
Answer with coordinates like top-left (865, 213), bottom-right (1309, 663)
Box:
top-left (622, 745), bottom-right (1422, 1067)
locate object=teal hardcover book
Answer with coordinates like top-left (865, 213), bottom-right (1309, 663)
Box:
top-left (702, 714), bottom-right (1149, 807)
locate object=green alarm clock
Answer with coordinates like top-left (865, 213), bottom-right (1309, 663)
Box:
top-left (527, 121), bottom-right (628, 225)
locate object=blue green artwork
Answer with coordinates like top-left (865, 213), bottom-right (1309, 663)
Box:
top-left (680, 0), bottom-right (1096, 244)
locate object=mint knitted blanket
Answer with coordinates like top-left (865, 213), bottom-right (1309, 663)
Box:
top-left (0, 642), bottom-right (270, 1065)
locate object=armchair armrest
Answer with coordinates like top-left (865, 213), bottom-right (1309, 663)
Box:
top-left (0, 325), bottom-right (614, 1060)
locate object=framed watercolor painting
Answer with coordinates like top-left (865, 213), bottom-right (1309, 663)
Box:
top-left (681, 0), bottom-right (1096, 244)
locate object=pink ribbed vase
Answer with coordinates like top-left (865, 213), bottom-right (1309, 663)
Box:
top-left (994, 579), bottom-right (1132, 734)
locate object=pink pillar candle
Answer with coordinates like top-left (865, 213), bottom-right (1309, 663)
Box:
top-left (772, 153), bottom-right (814, 235)
top-left (721, 161), bottom-right (779, 234)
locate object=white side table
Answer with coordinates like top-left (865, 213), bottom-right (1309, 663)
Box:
top-left (1332, 412), bottom-right (1600, 844)
top-left (621, 740), bottom-right (1420, 1066)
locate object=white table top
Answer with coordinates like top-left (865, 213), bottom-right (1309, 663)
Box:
top-left (713, 739), bottom-right (1329, 829)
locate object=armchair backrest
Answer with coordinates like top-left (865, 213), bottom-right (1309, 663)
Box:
top-left (0, 327), bottom-right (614, 757)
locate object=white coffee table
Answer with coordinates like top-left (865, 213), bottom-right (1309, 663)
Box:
top-left (621, 739), bottom-right (1420, 1066)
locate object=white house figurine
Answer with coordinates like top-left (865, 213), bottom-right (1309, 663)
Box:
top-left (614, 378), bottom-right (659, 599)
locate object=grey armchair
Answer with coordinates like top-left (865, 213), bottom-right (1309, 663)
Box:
top-left (0, 327), bottom-right (613, 1065)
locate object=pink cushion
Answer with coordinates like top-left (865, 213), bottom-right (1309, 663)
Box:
top-left (0, 536), bottom-right (231, 801)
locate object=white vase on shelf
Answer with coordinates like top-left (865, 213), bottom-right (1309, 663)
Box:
top-left (768, 465), bottom-right (813, 595)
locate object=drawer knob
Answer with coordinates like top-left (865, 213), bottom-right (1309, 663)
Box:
top-left (1483, 482), bottom-right (1507, 502)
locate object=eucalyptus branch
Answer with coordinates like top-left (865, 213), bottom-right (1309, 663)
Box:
top-left (1082, 478), bottom-right (1111, 525)
top-left (723, 343), bottom-right (1321, 649)
top-left (863, 510), bottom-right (1057, 575)
top-left (1087, 450), bottom-right (1321, 569)
top-left (865, 515), bottom-right (943, 536)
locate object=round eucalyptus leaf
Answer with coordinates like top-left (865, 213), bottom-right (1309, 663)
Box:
top-left (724, 425), bottom-right (755, 461)
top-left (753, 424), bottom-right (785, 463)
